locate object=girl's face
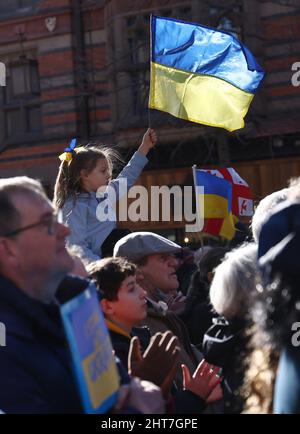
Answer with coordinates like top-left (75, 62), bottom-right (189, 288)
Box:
top-left (81, 157), bottom-right (111, 192)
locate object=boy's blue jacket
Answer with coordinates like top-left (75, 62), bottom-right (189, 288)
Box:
top-left (62, 151), bottom-right (148, 265)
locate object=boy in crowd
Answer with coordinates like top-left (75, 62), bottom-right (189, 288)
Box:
top-left (89, 257), bottom-right (222, 413)
top-left (88, 258), bottom-right (179, 384)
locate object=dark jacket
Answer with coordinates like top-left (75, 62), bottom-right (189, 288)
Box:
top-left (202, 316), bottom-right (249, 414)
top-left (185, 302), bottom-right (216, 348)
top-left (107, 320), bottom-right (151, 370)
top-left (106, 319), bottom-right (206, 414)
top-left (0, 275), bottom-right (130, 414)
top-left (143, 300), bottom-right (202, 389)
top-left (0, 275), bottom-right (83, 414)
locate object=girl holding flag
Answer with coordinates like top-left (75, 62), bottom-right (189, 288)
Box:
top-left (54, 129), bottom-right (157, 265)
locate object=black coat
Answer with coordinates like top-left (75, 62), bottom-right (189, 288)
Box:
top-left (202, 316), bottom-right (250, 414)
top-left (108, 323), bottom-right (207, 414)
top-left (0, 275), bottom-right (83, 413)
top-left (0, 275), bottom-right (131, 414)
top-left (109, 325), bottom-right (151, 370)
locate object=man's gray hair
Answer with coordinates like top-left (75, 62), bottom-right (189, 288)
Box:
top-left (0, 176), bottom-right (47, 236)
top-left (210, 242), bottom-right (258, 319)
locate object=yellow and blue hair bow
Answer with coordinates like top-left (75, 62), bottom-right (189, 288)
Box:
top-left (59, 138), bottom-right (82, 162)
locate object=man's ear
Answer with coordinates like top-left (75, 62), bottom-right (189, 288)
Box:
top-left (207, 271), bottom-right (214, 283)
top-left (0, 238), bottom-right (19, 268)
top-left (100, 298), bottom-right (115, 316)
top-left (136, 269), bottom-right (145, 285)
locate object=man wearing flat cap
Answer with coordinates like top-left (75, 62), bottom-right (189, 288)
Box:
top-left (114, 232), bottom-right (182, 302)
top-left (114, 231), bottom-right (203, 389)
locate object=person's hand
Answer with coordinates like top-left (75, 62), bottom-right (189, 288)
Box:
top-left (114, 378), bottom-right (165, 414)
top-left (181, 360), bottom-right (221, 401)
top-left (128, 331), bottom-right (180, 395)
top-left (138, 128), bottom-right (157, 155)
top-left (114, 384), bottom-right (131, 412)
top-left (206, 383), bottom-right (223, 404)
top-left (165, 292), bottom-right (187, 315)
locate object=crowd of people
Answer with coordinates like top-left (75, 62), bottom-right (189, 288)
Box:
top-left (0, 129), bottom-right (300, 414)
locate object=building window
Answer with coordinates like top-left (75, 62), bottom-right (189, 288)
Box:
top-left (217, 16), bottom-right (241, 39)
top-left (209, 3), bottom-right (243, 40)
top-left (0, 0), bottom-right (38, 14)
top-left (113, 7), bottom-right (192, 129)
top-left (126, 14), bottom-right (150, 120)
top-left (0, 58), bottom-right (42, 146)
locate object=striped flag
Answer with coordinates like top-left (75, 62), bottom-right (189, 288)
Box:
top-left (149, 16), bottom-right (265, 131)
top-left (202, 168), bottom-right (253, 216)
top-left (194, 167), bottom-right (253, 240)
top-left (193, 168), bottom-right (237, 240)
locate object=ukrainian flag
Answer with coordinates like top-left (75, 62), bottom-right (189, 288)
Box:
top-left (194, 169), bottom-right (237, 240)
top-left (195, 170), bottom-right (232, 218)
top-left (149, 16), bottom-right (265, 131)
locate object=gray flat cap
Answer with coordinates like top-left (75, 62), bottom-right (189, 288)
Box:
top-left (113, 231), bottom-right (182, 261)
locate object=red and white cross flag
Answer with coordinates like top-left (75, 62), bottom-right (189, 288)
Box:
top-left (201, 167), bottom-right (253, 216)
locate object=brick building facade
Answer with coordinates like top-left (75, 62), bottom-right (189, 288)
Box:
top-left (0, 0), bottom-right (299, 197)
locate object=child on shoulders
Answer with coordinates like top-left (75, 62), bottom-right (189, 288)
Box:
top-left (54, 129), bottom-right (157, 265)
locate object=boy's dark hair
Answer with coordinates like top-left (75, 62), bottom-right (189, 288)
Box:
top-left (88, 257), bottom-right (137, 301)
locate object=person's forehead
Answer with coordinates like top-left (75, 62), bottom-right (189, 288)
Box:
top-left (96, 158), bottom-right (108, 169)
top-left (147, 252), bottom-right (174, 262)
top-left (123, 274), bottom-right (136, 284)
top-left (119, 274), bottom-right (136, 290)
top-left (13, 193), bottom-right (53, 222)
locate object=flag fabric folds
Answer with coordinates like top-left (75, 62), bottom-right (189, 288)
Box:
top-left (149, 16), bottom-right (265, 131)
top-left (193, 167), bottom-right (252, 240)
top-left (203, 215), bottom-right (239, 240)
top-left (193, 168), bottom-right (237, 240)
top-left (201, 168), bottom-right (253, 216)
top-left (194, 170), bottom-right (233, 218)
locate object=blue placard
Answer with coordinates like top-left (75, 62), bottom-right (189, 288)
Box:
top-left (60, 282), bottom-right (119, 413)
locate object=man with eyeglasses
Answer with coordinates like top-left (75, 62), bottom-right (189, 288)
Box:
top-left (0, 176), bottom-right (81, 413)
top-left (0, 177), bottom-right (171, 414)
top-left (0, 180), bottom-right (73, 302)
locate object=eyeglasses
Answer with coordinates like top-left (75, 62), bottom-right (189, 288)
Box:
top-left (4, 210), bottom-right (64, 238)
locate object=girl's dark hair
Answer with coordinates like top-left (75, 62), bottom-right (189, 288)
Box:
top-left (53, 144), bottom-right (120, 209)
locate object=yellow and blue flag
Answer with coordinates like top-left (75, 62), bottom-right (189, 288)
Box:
top-left (149, 16), bottom-right (265, 131)
top-left (193, 168), bottom-right (237, 240)
top-left (61, 282), bottom-right (119, 413)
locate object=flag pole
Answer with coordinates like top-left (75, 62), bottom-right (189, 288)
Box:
top-left (148, 14), bottom-right (152, 128)
top-left (191, 164), bottom-right (203, 234)
top-left (148, 107), bottom-right (151, 129)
